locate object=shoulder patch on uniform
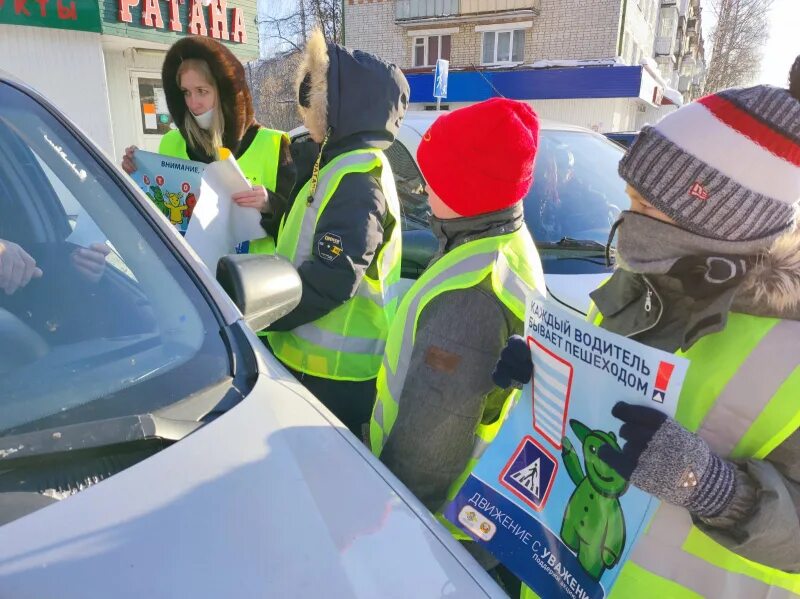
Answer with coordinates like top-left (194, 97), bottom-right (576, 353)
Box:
top-left (317, 232), bottom-right (344, 262)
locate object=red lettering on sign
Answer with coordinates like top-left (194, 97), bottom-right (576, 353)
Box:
top-left (140, 0), bottom-right (163, 27)
top-left (14, 0), bottom-right (31, 17)
top-left (187, 0), bottom-right (207, 35)
top-left (35, 0), bottom-right (47, 16)
top-left (57, 0), bottom-right (76, 20)
top-left (167, 0), bottom-right (182, 31)
top-left (117, 0), bottom-right (139, 23)
top-left (229, 6), bottom-right (246, 43)
top-left (156, 175), bottom-right (165, 186)
top-left (207, 0), bottom-right (228, 40)
top-left (143, 175), bottom-right (151, 185)
top-left (181, 182), bottom-right (190, 193)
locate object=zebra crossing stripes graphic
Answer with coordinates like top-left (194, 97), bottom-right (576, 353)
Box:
top-left (529, 337), bottom-right (573, 449)
top-left (510, 458), bottom-right (540, 497)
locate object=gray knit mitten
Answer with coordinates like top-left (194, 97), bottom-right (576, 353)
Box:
top-left (598, 402), bottom-right (736, 517)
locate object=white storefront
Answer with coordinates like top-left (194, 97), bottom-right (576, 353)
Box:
top-left (1, 0), bottom-right (257, 160)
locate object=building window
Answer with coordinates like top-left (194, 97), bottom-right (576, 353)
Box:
top-left (413, 35), bottom-right (452, 67)
top-left (481, 29), bottom-right (525, 65)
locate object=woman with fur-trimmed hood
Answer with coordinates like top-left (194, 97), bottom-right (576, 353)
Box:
top-left (260, 30), bottom-right (409, 436)
top-left (121, 37), bottom-right (293, 226)
top-left (495, 65), bottom-right (800, 597)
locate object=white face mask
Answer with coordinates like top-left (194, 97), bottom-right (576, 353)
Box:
top-left (193, 108), bottom-right (215, 130)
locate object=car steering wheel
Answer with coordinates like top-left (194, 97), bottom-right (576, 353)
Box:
top-left (0, 307), bottom-right (49, 376)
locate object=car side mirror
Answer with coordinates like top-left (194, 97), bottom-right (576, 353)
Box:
top-left (216, 254), bottom-right (302, 332)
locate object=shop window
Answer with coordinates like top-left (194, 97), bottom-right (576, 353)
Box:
top-left (481, 29), bottom-right (525, 65)
top-left (413, 35), bottom-right (452, 68)
top-left (136, 77), bottom-right (174, 135)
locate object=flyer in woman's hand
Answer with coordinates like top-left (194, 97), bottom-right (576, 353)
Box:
top-left (133, 149), bottom-right (265, 271)
top-left (443, 296), bottom-right (689, 599)
top-left (132, 150), bottom-right (205, 234)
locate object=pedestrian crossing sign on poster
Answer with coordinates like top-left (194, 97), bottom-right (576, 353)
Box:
top-left (443, 296), bottom-right (689, 599)
top-left (529, 337), bottom-right (573, 449)
top-left (500, 436), bottom-right (558, 511)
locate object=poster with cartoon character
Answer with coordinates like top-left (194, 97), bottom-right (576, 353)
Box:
top-left (443, 296), bottom-right (689, 598)
top-left (133, 150), bottom-right (205, 234)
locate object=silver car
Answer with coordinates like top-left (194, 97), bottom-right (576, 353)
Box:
top-left (0, 73), bottom-right (505, 598)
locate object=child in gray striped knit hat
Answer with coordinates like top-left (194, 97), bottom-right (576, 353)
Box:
top-left (587, 64), bottom-right (800, 581)
top-left (497, 58), bottom-right (800, 591)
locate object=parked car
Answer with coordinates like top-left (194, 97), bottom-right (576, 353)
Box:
top-left (0, 72), bottom-right (506, 598)
top-left (603, 131), bottom-right (639, 149)
top-left (293, 111), bottom-right (630, 314)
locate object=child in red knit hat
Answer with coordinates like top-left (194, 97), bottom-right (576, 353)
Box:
top-left (369, 98), bottom-right (543, 592)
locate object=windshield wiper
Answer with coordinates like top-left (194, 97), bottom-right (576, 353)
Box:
top-left (0, 415), bottom-right (202, 463)
top-left (539, 237), bottom-right (607, 250)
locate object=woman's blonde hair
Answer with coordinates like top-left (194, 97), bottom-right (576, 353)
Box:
top-left (177, 58), bottom-right (225, 159)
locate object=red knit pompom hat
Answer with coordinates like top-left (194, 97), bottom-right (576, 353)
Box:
top-left (416, 98), bottom-right (540, 217)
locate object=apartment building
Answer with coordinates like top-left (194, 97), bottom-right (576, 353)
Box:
top-left (345, 0), bottom-right (676, 132)
top-left (654, 0), bottom-right (707, 102)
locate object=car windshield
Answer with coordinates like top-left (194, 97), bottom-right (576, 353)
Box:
top-left (0, 82), bottom-right (230, 437)
top-left (525, 130), bottom-right (628, 246)
top-left (393, 127), bottom-right (628, 250)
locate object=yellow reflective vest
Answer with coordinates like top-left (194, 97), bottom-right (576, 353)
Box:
top-left (159, 127), bottom-right (285, 251)
top-left (261, 148), bottom-right (403, 382)
top-left (370, 227), bottom-right (546, 539)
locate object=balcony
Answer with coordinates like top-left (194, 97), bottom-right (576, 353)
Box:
top-left (655, 36), bottom-right (676, 55)
top-left (395, 0), bottom-right (540, 22)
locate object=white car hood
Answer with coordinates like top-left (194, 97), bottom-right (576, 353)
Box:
top-left (0, 373), bottom-right (502, 598)
top-left (545, 273), bottom-right (609, 315)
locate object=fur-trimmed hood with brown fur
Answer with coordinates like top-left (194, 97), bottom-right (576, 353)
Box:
top-left (162, 37), bottom-right (256, 154)
top-left (295, 29), bottom-right (409, 151)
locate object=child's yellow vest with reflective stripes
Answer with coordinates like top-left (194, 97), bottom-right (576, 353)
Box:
top-left (370, 227), bottom-right (546, 539)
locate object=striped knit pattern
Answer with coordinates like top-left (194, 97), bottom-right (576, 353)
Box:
top-left (619, 85), bottom-right (800, 242)
top-left (686, 453), bottom-right (736, 518)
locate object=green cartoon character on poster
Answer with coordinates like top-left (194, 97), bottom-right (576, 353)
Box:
top-left (145, 185), bottom-right (168, 217)
top-left (560, 419), bottom-right (628, 581)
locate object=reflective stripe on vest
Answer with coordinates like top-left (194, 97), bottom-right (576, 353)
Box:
top-left (265, 149), bottom-right (402, 381)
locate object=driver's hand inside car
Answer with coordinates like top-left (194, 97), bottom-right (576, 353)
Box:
top-left (71, 243), bottom-right (111, 283)
top-left (0, 239), bottom-right (43, 295)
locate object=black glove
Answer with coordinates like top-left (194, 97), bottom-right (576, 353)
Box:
top-left (492, 335), bottom-right (533, 389)
top-left (598, 401), bottom-right (736, 517)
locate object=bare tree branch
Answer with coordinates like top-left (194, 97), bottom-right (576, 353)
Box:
top-left (705, 0), bottom-right (773, 92)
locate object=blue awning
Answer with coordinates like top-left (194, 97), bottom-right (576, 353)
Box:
top-left (406, 65), bottom-right (645, 103)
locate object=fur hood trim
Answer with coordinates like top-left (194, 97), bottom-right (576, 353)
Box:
top-left (162, 37), bottom-right (256, 151)
top-left (296, 29), bottom-right (329, 142)
top-left (737, 226), bottom-right (800, 316)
